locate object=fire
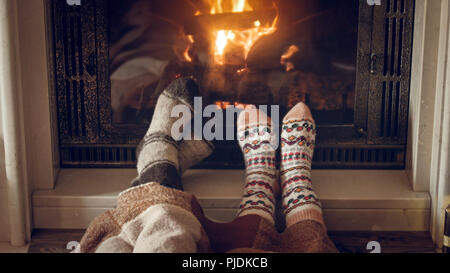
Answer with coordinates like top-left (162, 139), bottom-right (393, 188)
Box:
top-left (199, 0), bottom-right (278, 66)
top-left (281, 45), bottom-right (299, 71)
top-left (215, 101), bottom-right (252, 109)
top-left (184, 48), bottom-right (193, 62)
top-left (215, 101), bottom-right (231, 109)
top-left (184, 35), bottom-right (195, 62)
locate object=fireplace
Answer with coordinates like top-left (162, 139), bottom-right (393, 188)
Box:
top-left (52, 0), bottom-right (415, 169)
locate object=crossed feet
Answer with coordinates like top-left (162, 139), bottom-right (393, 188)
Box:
top-left (135, 77), bottom-right (324, 230)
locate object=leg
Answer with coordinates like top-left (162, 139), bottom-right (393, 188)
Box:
top-left (200, 109), bottom-right (280, 252)
top-left (83, 78), bottom-right (215, 253)
top-left (280, 102), bottom-right (338, 253)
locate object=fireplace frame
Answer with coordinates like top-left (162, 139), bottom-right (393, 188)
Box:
top-left (51, 0), bottom-right (415, 169)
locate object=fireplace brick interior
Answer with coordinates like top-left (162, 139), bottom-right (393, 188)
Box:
top-left (51, 0), bottom-right (415, 169)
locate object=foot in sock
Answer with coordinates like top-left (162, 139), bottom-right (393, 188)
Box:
top-left (280, 102), bottom-right (324, 228)
top-left (236, 107), bottom-right (279, 224)
top-left (133, 77), bottom-right (214, 190)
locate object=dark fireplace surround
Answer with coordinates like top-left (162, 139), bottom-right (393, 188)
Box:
top-left (51, 0), bottom-right (415, 169)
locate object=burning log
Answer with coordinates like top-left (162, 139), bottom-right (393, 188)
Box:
top-left (246, 33), bottom-right (286, 71)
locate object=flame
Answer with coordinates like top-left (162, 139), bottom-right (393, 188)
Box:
top-left (215, 101), bottom-right (231, 109)
top-left (203, 0), bottom-right (278, 66)
top-left (184, 35), bottom-right (195, 62)
top-left (280, 45), bottom-right (299, 71)
top-left (184, 49), bottom-right (193, 62)
top-left (215, 101), bottom-right (252, 109)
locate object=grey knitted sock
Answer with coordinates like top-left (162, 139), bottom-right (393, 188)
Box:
top-left (178, 138), bottom-right (215, 174)
top-left (131, 77), bottom-right (214, 190)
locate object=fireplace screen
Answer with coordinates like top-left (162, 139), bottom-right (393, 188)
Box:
top-left (51, 0), bottom-right (415, 169)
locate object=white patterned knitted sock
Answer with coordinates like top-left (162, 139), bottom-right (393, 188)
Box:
top-left (236, 107), bottom-right (279, 224)
top-left (280, 102), bottom-right (324, 228)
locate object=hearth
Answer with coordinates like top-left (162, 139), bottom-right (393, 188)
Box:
top-left (51, 0), bottom-right (415, 169)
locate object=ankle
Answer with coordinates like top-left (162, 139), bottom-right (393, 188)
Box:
top-left (285, 206), bottom-right (325, 228)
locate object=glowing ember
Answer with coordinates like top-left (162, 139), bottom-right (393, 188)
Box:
top-left (237, 68), bottom-right (249, 74)
top-left (197, 0), bottom-right (278, 66)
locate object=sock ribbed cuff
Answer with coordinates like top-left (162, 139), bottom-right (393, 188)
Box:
top-left (285, 205), bottom-right (325, 228)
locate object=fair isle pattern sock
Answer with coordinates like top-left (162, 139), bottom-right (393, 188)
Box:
top-left (133, 77), bottom-right (199, 191)
top-left (237, 108), bottom-right (278, 224)
top-left (280, 102), bottom-right (325, 228)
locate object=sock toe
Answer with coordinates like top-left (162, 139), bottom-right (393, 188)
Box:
top-left (163, 77), bottom-right (199, 110)
top-left (283, 102), bottom-right (313, 123)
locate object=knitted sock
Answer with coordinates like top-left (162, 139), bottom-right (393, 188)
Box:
top-left (236, 107), bottom-right (279, 224)
top-left (133, 77), bottom-right (213, 190)
top-left (280, 102), bottom-right (324, 228)
top-left (178, 139), bottom-right (214, 174)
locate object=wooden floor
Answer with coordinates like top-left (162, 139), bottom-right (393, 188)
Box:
top-left (28, 229), bottom-right (436, 253)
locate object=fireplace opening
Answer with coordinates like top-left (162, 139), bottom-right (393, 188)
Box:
top-left (52, 0), bottom-right (415, 169)
top-left (109, 0), bottom-right (357, 126)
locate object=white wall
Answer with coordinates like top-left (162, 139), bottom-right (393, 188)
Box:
top-left (0, 0), bottom-right (57, 244)
top-left (429, 0), bottom-right (450, 248)
top-left (406, 0), bottom-right (442, 192)
top-left (0, 98), bottom-right (11, 242)
top-left (17, 0), bottom-right (58, 191)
